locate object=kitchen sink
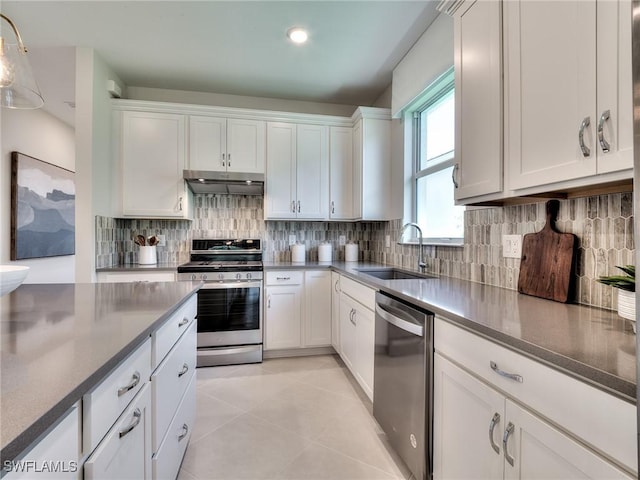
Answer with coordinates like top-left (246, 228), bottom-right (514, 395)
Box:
top-left (357, 268), bottom-right (435, 280)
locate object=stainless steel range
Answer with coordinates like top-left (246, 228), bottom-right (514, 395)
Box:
top-left (177, 239), bottom-right (263, 367)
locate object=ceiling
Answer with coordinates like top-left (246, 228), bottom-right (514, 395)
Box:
top-left (2, 1), bottom-right (440, 126)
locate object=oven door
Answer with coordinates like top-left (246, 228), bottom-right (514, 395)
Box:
top-left (196, 280), bottom-right (263, 347)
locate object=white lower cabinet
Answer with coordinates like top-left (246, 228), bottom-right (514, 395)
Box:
top-left (3, 406), bottom-right (80, 480)
top-left (84, 384), bottom-right (152, 480)
top-left (434, 316), bottom-right (637, 479)
top-left (331, 272), bottom-right (341, 353)
top-left (337, 276), bottom-right (375, 400)
top-left (264, 270), bottom-right (332, 351)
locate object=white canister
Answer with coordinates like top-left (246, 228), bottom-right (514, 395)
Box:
top-left (345, 243), bottom-right (359, 262)
top-left (139, 245), bottom-right (157, 265)
top-left (318, 242), bottom-right (332, 262)
top-left (291, 243), bottom-right (306, 263)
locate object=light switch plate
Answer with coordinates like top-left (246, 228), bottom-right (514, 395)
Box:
top-left (502, 235), bottom-right (522, 258)
top-left (157, 234), bottom-right (166, 247)
top-left (385, 235), bottom-right (391, 248)
top-left (289, 234), bottom-right (296, 246)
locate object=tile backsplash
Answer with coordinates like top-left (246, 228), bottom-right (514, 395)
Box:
top-left (96, 192), bottom-right (634, 310)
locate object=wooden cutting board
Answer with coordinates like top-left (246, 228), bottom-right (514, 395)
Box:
top-left (517, 200), bottom-right (577, 303)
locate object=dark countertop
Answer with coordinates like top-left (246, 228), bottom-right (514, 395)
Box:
top-left (265, 261), bottom-right (636, 403)
top-left (0, 281), bottom-right (201, 466)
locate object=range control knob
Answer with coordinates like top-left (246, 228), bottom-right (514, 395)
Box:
top-left (236, 273), bottom-right (242, 280)
top-left (202, 274), bottom-right (208, 281)
top-left (191, 274), bottom-right (197, 281)
top-left (246, 273), bottom-right (252, 280)
top-left (218, 273), bottom-right (225, 281)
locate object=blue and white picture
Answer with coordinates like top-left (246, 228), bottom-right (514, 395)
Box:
top-left (11, 152), bottom-right (75, 260)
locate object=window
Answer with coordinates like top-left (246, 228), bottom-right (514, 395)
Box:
top-left (410, 69), bottom-right (464, 244)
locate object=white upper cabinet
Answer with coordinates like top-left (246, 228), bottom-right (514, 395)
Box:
top-left (119, 111), bottom-right (191, 218)
top-left (265, 122), bottom-right (329, 220)
top-left (453, 0), bottom-right (503, 203)
top-left (329, 126), bottom-right (355, 220)
top-left (505, 0), bottom-right (632, 192)
top-left (188, 116), bottom-right (266, 174)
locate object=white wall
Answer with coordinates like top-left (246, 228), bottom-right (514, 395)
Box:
top-left (75, 48), bottom-right (123, 282)
top-left (127, 86), bottom-right (358, 117)
top-left (1, 108), bottom-right (76, 283)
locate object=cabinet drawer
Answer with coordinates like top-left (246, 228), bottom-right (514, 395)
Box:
top-left (83, 339), bottom-right (151, 454)
top-left (265, 270), bottom-right (303, 285)
top-left (435, 317), bottom-right (637, 474)
top-left (84, 384), bottom-right (152, 480)
top-left (340, 275), bottom-right (375, 310)
top-left (151, 320), bottom-right (197, 452)
top-left (152, 295), bottom-right (196, 369)
top-left (152, 373), bottom-right (196, 480)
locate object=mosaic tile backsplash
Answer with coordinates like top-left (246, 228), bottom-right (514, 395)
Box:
top-left (95, 192), bottom-right (634, 310)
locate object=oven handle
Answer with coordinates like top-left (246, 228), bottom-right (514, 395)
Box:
top-left (199, 281), bottom-right (263, 290)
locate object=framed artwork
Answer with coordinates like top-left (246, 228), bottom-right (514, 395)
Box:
top-left (10, 152), bottom-right (75, 260)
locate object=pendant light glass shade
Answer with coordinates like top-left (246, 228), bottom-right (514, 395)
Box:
top-left (0, 13), bottom-right (44, 109)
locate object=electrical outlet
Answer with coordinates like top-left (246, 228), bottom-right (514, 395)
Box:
top-left (502, 235), bottom-right (522, 258)
top-left (157, 234), bottom-right (166, 247)
top-left (385, 235), bottom-right (391, 248)
top-left (288, 234), bottom-right (296, 246)
top-left (339, 235), bottom-right (346, 246)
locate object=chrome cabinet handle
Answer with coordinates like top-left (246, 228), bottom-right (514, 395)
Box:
top-left (119, 408), bottom-right (142, 438)
top-left (297, 200), bottom-right (301, 213)
top-left (578, 116), bottom-right (591, 157)
top-left (490, 361), bottom-right (523, 383)
top-left (489, 413), bottom-right (501, 454)
top-left (222, 153), bottom-right (226, 167)
top-left (267, 295), bottom-right (271, 308)
top-left (291, 201), bottom-right (296, 213)
top-left (178, 196), bottom-right (183, 211)
top-left (503, 422), bottom-right (515, 467)
top-left (597, 110), bottom-right (610, 153)
top-left (117, 371), bottom-right (140, 397)
top-left (178, 317), bottom-right (189, 327)
top-left (331, 201), bottom-right (335, 214)
top-left (276, 276), bottom-right (291, 281)
top-left (178, 363), bottom-right (189, 378)
top-left (228, 153), bottom-right (231, 167)
top-left (451, 163), bottom-right (459, 188)
top-left (178, 423), bottom-right (189, 441)
top-left (349, 309), bottom-right (356, 326)
top-left (334, 279), bottom-right (340, 293)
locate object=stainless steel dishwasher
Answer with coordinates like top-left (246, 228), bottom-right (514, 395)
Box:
top-left (374, 291), bottom-right (433, 480)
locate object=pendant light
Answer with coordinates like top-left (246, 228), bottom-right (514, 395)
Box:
top-left (0, 13), bottom-right (44, 109)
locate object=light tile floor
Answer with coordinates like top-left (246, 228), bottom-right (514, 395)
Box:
top-left (178, 354), bottom-right (412, 480)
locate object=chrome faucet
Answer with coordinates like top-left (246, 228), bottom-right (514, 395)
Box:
top-left (399, 223), bottom-right (426, 272)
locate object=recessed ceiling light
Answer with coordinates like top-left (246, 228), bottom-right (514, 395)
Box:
top-left (287, 27), bottom-right (308, 44)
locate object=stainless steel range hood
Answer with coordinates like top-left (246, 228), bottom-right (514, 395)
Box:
top-left (183, 170), bottom-right (264, 195)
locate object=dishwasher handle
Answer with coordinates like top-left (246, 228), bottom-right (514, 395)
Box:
top-left (375, 303), bottom-right (424, 337)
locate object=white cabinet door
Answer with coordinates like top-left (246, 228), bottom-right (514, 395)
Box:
top-left (339, 295), bottom-right (357, 371)
top-left (331, 272), bottom-right (341, 353)
top-left (433, 354), bottom-right (504, 480)
top-left (595, 0), bottom-right (633, 174)
top-left (227, 118), bottom-right (266, 173)
top-left (84, 384), bottom-right (152, 480)
top-left (264, 285), bottom-right (302, 350)
top-left (303, 270), bottom-right (332, 347)
top-left (353, 303), bottom-right (374, 400)
top-left (188, 115), bottom-right (226, 172)
top-left (504, 400), bottom-right (635, 480)
top-left (296, 124), bottom-right (329, 219)
top-left (454, 0), bottom-right (503, 202)
top-left (265, 122), bottom-right (297, 219)
top-left (506, 1), bottom-right (597, 190)
top-left (121, 111), bottom-right (188, 218)
top-left (329, 126), bottom-right (355, 219)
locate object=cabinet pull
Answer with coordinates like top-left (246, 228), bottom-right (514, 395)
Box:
top-left (490, 361), bottom-right (523, 383)
top-left (597, 110), bottom-right (611, 153)
top-left (267, 295), bottom-right (271, 308)
top-left (117, 371), bottom-right (140, 397)
top-left (489, 412), bottom-right (501, 454)
top-left (178, 196), bottom-right (183, 211)
top-left (228, 153), bottom-right (231, 167)
top-left (451, 163), bottom-right (459, 188)
top-left (178, 423), bottom-right (189, 441)
top-left (578, 116), bottom-right (591, 157)
top-left (334, 279), bottom-right (340, 293)
top-left (178, 363), bottom-right (189, 378)
top-left (297, 200), bottom-right (301, 213)
top-left (119, 408), bottom-right (142, 438)
top-left (331, 201), bottom-right (335, 214)
top-left (503, 422), bottom-right (515, 467)
top-left (178, 317), bottom-right (189, 327)
top-left (276, 276), bottom-right (291, 281)
top-left (292, 201), bottom-right (296, 213)
top-left (349, 309), bottom-right (356, 326)
top-left (222, 153), bottom-right (226, 167)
